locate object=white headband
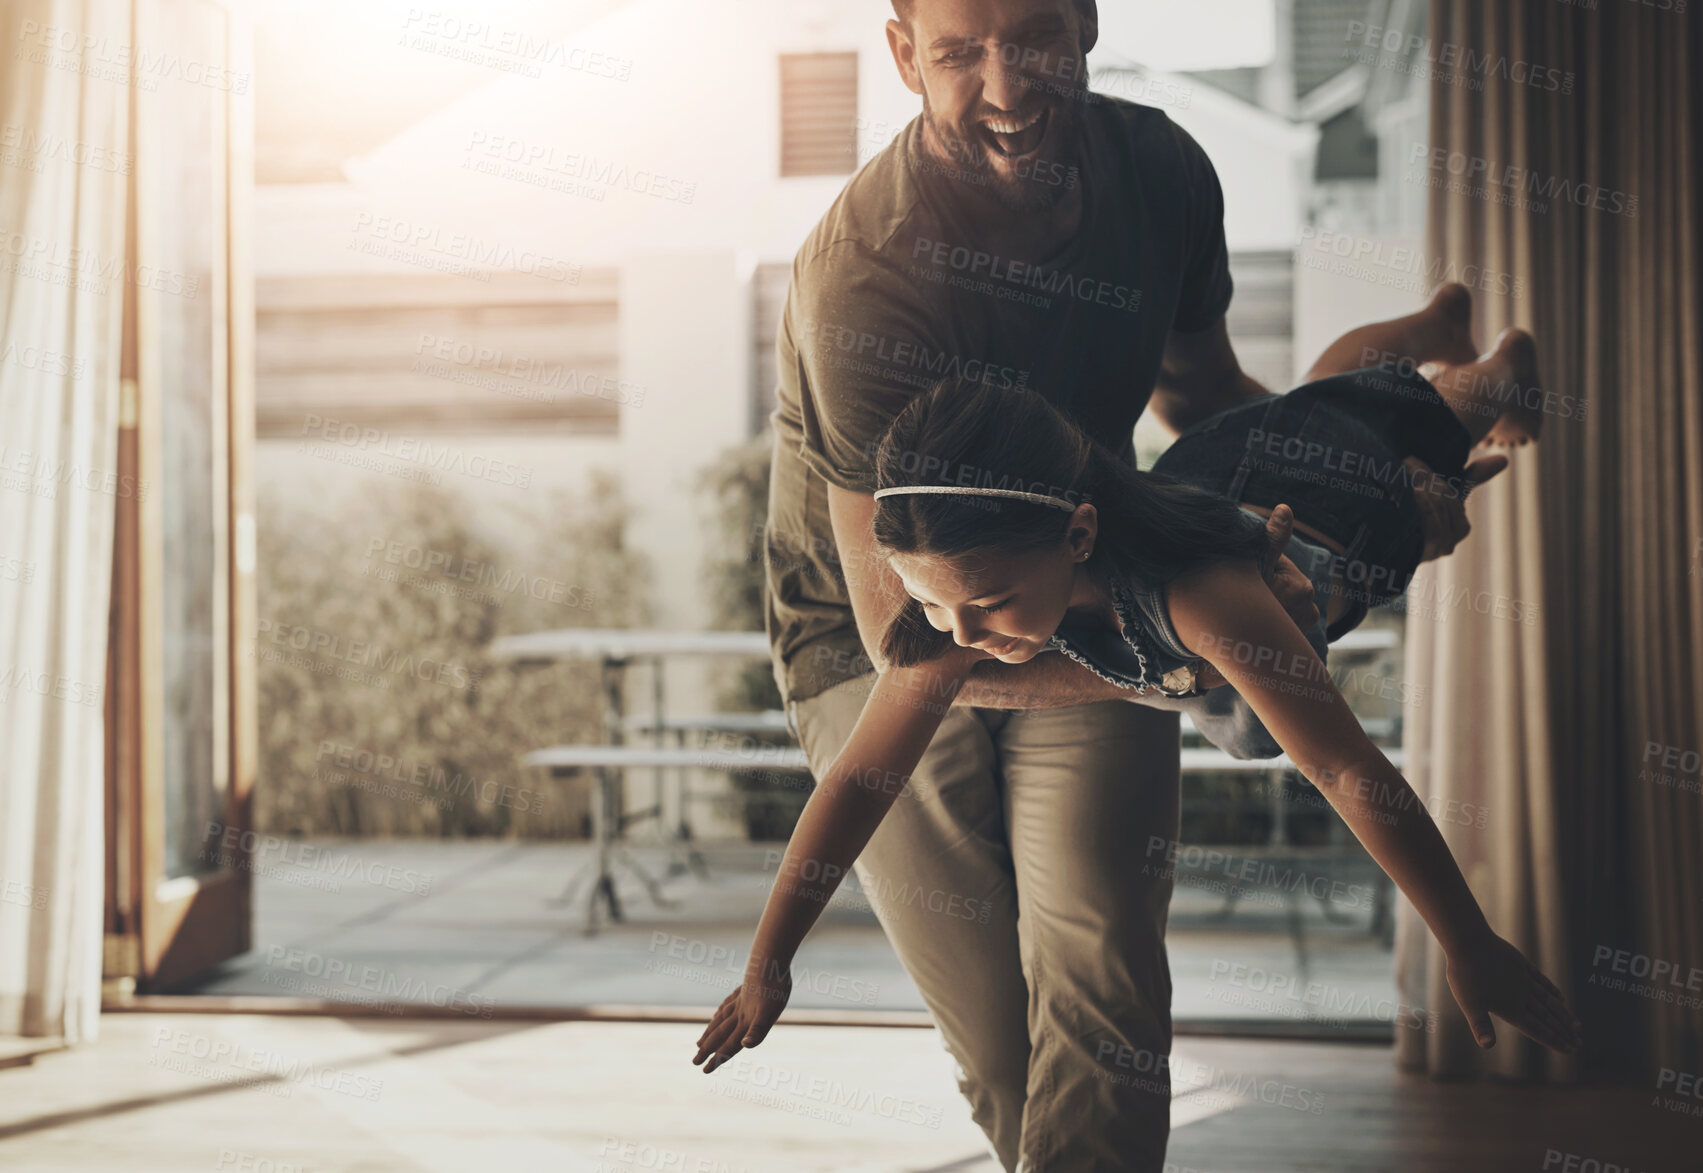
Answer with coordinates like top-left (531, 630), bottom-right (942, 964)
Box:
top-left (873, 485), bottom-right (1080, 512)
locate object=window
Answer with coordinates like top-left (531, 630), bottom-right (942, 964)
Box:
top-left (779, 52), bottom-right (858, 177)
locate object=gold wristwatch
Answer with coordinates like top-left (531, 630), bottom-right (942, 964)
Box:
top-left (1157, 663), bottom-right (1202, 697)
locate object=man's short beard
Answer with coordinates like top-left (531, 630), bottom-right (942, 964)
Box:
top-left (918, 87), bottom-right (1079, 215)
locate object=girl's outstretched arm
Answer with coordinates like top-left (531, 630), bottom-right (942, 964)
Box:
top-left (1166, 558), bottom-right (1583, 1054)
top-left (692, 643), bottom-right (989, 1074)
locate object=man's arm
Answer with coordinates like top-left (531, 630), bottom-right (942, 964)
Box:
top-left (1146, 314), bottom-right (1273, 441)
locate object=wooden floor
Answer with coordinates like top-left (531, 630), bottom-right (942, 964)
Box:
top-left (0, 1014), bottom-right (1695, 1172)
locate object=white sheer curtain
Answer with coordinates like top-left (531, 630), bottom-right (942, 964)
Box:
top-left (0, 0), bottom-right (132, 1042)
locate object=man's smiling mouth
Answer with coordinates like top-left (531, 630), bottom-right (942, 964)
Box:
top-left (979, 106), bottom-right (1049, 159)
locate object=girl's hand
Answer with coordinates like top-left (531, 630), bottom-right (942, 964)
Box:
top-left (692, 967), bottom-right (793, 1074)
top-left (1444, 931), bottom-right (1582, 1053)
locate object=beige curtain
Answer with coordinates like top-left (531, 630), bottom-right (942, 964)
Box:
top-left (0, 0), bottom-right (131, 1042)
top-left (1397, 2), bottom-right (1703, 1079)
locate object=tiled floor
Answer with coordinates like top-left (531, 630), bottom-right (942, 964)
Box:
top-left (183, 839), bottom-right (1399, 1030)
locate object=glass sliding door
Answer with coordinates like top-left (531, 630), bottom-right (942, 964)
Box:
top-left (109, 0), bottom-right (256, 991)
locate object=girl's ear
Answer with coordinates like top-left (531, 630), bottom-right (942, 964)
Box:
top-left (1066, 503), bottom-right (1099, 561)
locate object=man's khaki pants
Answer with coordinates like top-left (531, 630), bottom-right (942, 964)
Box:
top-left (787, 673), bottom-right (1183, 1173)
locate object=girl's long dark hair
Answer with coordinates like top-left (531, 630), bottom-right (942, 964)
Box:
top-left (874, 377), bottom-right (1271, 668)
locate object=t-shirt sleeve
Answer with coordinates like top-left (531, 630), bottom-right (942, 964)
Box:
top-left (1169, 120), bottom-right (1235, 334)
top-left (785, 241), bottom-right (940, 495)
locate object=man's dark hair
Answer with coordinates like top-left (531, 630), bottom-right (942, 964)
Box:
top-left (890, 1), bottom-right (1098, 48)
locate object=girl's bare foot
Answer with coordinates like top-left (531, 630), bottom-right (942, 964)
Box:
top-left (1417, 282), bottom-right (1482, 370)
top-left (1302, 282), bottom-right (1480, 383)
top-left (1479, 329), bottom-right (1544, 448)
top-left (1428, 327), bottom-right (1545, 449)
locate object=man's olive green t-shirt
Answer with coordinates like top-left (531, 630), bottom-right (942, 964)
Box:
top-left (764, 97), bottom-right (1235, 706)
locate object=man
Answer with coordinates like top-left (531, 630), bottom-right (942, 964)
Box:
top-left (762, 1), bottom-right (1492, 1168)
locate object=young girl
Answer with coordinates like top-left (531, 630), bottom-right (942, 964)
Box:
top-left (694, 284), bottom-right (1581, 1073)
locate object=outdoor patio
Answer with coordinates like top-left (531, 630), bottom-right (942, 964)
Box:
top-left (179, 838), bottom-right (1401, 1029)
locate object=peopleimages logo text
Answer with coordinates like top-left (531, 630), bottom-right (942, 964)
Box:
top-left (799, 318), bottom-right (1030, 391)
top-left (1408, 146), bottom-right (1639, 218)
top-left (909, 236), bottom-right (1143, 313)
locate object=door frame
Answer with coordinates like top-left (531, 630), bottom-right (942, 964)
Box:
top-left (106, 0), bottom-right (256, 994)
